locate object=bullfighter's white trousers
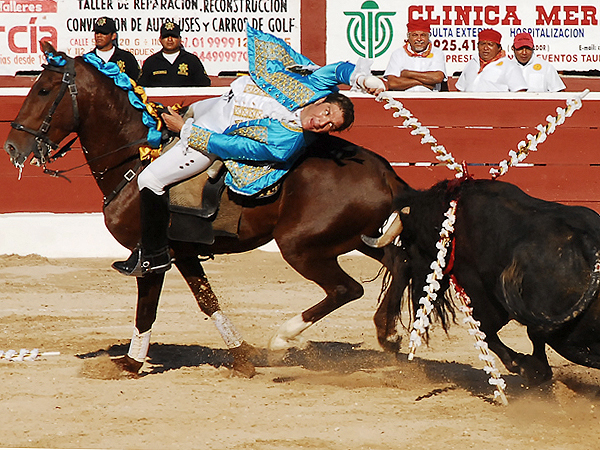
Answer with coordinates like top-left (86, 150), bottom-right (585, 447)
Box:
top-left (137, 95), bottom-right (231, 195)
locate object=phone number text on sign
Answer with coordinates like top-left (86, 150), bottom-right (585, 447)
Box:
top-left (180, 35), bottom-right (291, 64)
top-left (181, 35), bottom-right (247, 63)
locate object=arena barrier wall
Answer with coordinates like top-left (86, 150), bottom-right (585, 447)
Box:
top-left (1, 83), bottom-right (600, 255)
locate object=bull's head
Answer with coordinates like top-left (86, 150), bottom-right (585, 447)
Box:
top-left (4, 41), bottom-right (79, 174)
top-left (361, 206), bottom-right (410, 248)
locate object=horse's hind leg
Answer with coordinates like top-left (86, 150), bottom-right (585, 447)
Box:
top-left (112, 272), bottom-right (165, 374)
top-left (269, 253), bottom-right (364, 350)
top-left (174, 256), bottom-right (257, 377)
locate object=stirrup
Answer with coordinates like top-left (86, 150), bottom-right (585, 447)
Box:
top-left (140, 248), bottom-right (172, 275)
top-left (112, 247), bottom-right (144, 277)
top-left (112, 247), bottom-right (172, 277)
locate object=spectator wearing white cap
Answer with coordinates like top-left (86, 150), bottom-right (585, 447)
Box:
top-left (511, 32), bottom-right (565, 92)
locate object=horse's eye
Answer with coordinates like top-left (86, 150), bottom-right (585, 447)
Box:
top-left (38, 88), bottom-right (50, 96)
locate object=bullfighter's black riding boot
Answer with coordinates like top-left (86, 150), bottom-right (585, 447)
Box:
top-left (112, 188), bottom-right (172, 277)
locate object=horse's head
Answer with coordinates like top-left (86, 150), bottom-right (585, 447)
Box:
top-left (4, 41), bottom-right (79, 170)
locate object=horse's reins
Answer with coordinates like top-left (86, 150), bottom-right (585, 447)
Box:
top-left (42, 137), bottom-right (148, 179)
top-left (12, 54), bottom-right (155, 207)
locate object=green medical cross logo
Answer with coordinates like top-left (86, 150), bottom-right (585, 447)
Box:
top-left (344, 1), bottom-right (396, 58)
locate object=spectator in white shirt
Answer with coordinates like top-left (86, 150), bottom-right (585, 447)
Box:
top-left (456, 28), bottom-right (528, 92)
top-left (511, 32), bottom-right (565, 92)
top-left (383, 19), bottom-right (447, 92)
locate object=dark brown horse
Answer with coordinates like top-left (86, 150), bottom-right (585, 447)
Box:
top-left (4, 42), bottom-right (409, 377)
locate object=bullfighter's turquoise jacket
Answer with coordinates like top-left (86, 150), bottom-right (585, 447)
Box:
top-left (186, 26), bottom-right (356, 196)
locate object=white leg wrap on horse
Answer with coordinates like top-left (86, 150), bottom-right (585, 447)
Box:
top-left (127, 328), bottom-right (152, 363)
top-left (211, 311), bottom-right (243, 348)
top-left (269, 314), bottom-right (313, 351)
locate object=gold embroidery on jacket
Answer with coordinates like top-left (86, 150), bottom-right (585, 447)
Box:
top-left (244, 83), bottom-right (270, 97)
top-left (253, 38), bottom-right (314, 106)
top-left (189, 127), bottom-right (211, 152)
top-left (224, 160), bottom-right (277, 190)
top-left (233, 105), bottom-right (263, 122)
top-left (228, 125), bottom-right (268, 143)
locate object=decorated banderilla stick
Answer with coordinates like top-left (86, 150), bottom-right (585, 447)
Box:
top-left (490, 89), bottom-right (589, 178)
top-left (449, 277), bottom-right (508, 406)
top-left (407, 200), bottom-right (457, 360)
top-left (376, 92), bottom-right (464, 177)
top-left (0, 349), bottom-right (60, 361)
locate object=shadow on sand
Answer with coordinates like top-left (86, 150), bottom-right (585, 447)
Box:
top-left (76, 341), bottom-right (600, 404)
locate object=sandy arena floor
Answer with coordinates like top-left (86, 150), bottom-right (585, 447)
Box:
top-left (1, 251), bottom-right (599, 449)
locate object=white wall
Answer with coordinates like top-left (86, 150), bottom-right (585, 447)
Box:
top-left (0, 213), bottom-right (280, 258)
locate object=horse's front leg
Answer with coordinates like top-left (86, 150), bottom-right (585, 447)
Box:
top-left (174, 256), bottom-right (258, 378)
top-left (268, 254), bottom-right (364, 351)
top-left (112, 272), bottom-right (165, 374)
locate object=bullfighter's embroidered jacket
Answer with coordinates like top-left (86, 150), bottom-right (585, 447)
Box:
top-left (185, 26), bottom-right (356, 196)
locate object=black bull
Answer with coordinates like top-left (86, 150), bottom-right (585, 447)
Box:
top-left (366, 177), bottom-right (600, 386)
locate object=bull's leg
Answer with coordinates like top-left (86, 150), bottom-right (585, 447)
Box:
top-left (373, 287), bottom-right (403, 353)
top-left (112, 272), bottom-right (165, 374)
top-left (174, 256), bottom-right (257, 377)
top-left (269, 254), bottom-right (364, 350)
top-left (477, 324), bottom-right (553, 386)
top-left (455, 270), bottom-right (546, 383)
top-left (546, 303), bottom-right (600, 370)
top-left (373, 247), bottom-right (411, 353)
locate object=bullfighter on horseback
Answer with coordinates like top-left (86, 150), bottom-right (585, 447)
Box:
top-left (112, 26), bottom-right (385, 277)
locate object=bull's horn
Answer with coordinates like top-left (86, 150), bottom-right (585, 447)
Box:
top-left (362, 208), bottom-right (407, 248)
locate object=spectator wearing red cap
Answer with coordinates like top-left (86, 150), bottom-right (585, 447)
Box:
top-left (456, 28), bottom-right (528, 92)
top-left (383, 19), bottom-right (447, 92)
top-left (510, 32), bottom-right (565, 92)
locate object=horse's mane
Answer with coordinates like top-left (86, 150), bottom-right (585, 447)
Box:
top-left (71, 52), bottom-right (163, 148)
top-left (302, 133), bottom-right (385, 169)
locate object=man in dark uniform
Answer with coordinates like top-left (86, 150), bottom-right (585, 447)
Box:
top-left (138, 21), bottom-right (211, 87)
top-left (87, 17), bottom-right (140, 81)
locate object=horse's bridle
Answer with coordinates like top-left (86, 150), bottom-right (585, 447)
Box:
top-left (10, 56), bottom-right (80, 164)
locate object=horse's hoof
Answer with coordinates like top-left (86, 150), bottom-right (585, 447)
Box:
top-left (111, 355), bottom-right (143, 375)
top-left (268, 334), bottom-right (308, 352)
top-left (229, 342), bottom-right (257, 378)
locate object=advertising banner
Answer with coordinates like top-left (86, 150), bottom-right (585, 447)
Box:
top-left (0, 0), bottom-right (300, 75)
top-left (327, 1), bottom-right (600, 75)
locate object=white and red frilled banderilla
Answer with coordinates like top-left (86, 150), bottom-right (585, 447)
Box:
top-left (0, 349), bottom-right (60, 361)
top-left (490, 89), bottom-right (589, 178)
top-left (407, 200), bottom-right (457, 359)
top-left (376, 92), bottom-right (464, 178)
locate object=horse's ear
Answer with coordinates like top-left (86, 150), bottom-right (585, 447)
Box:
top-left (40, 40), bottom-right (56, 54)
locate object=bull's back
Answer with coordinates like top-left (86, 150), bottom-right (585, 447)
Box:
top-left (456, 179), bottom-right (600, 324)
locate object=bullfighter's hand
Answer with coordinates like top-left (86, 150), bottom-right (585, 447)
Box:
top-left (359, 75), bottom-right (386, 95)
top-left (162, 106), bottom-right (185, 133)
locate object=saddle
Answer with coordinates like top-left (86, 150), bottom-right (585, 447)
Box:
top-left (167, 160), bottom-right (242, 245)
top-left (167, 159), bottom-right (282, 244)
top-left (160, 107), bottom-right (282, 245)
